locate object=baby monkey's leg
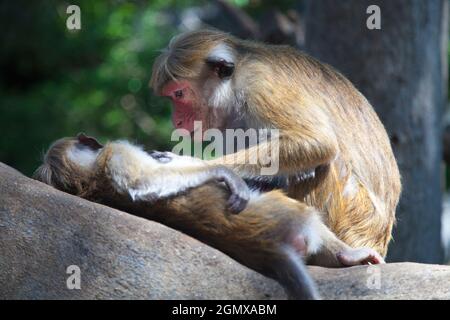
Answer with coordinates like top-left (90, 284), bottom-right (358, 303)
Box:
top-left (96, 141), bottom-right (383, 266)
top-left (306, 222), bottom-right (385, 267)
top-left (243, 192), bottom-right (384, 268)
top-left (97, 141), bottom-right (250, 213)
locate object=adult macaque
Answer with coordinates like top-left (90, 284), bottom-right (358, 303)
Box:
top-left (151, 29), bottom-right (401, 258)
top-left (34, 134), bottom-right (384, 299)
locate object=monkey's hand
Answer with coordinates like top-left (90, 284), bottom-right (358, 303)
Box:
top-left (336, 247), bottom-right (385, 266)
top-left (212, 166), bottom-right (250, 214)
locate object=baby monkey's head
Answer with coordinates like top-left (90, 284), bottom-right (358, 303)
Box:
top-left (33, 133), bottom-right (103, 195)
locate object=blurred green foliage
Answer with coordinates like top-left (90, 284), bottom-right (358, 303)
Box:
top-left (0, 0), bottom-right (206, 176)
top-left (0, 0), bottom-right (448, 179)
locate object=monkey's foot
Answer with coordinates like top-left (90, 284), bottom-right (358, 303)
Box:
top-left (336, 247), bottom-right (385, 266)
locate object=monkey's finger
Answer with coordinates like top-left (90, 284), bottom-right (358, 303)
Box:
top-left (227, 193), bottom-right (248, 214)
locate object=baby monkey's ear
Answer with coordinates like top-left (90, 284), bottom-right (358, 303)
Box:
top-left (76, 132), bottom-right (104, 150)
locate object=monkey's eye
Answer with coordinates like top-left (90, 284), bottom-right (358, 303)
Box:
top-left (174, 89), bottom-right (183, 99)
top-left (206, 58), bottom-right (235, 80)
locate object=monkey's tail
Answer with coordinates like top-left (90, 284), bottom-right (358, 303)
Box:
top-left (275, 246), bottom-right (320, 300)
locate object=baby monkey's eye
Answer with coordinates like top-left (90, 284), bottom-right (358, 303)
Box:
top-left (205, 57), bottom-right (235, 80)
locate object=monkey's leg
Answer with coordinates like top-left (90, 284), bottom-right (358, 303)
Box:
top-left (240, 191), bottom-right (385, 268)
top-left (152, 187), bottom-right (321, 300)
top-left (306, 221), bottom-right (385, 267)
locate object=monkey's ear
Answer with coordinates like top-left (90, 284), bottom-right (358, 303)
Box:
top-left (205, 57), bottom-right (235, 80)
top-left (76, 133), bottom-right (104, 150)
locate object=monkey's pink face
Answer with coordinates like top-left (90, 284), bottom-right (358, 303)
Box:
top-left (161, 80), bottom-right (204, 134)
top-left (161, 79), bottom-right (227, 138)
top-left (159, 46), bottom-right (236, 138)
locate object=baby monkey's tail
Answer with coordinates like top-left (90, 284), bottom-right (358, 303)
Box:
top-left (274, 246), bottom-right (320, 300)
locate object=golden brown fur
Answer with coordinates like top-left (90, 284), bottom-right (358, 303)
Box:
top-left (150, 29), bottom-right (401, 257)
top-left (34, 136), bottom-right (389, 299)
top-left (34, 137), bottom-right (324, 299)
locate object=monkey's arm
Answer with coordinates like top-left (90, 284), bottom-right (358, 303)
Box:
top-left (209, 130), bottom-right (337, 178)
top-left (209, 100), bottom-right (338, 178)
top-left (97, 142), bottom-right (249, 213)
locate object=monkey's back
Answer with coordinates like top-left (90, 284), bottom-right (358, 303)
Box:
top-left (268, 48), bottom-right (402, 256)
top-left (316, 90), bottom-right (401, 256)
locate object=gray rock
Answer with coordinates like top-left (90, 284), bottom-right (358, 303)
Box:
top-left (312, 263), bottom-right (450, 299)
top-left (0, 162), bottom-right (449, 299)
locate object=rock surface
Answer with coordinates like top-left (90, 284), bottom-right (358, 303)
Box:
top-left (0, 162), bottom-right (449, 299)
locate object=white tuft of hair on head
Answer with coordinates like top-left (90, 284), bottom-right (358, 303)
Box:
top-left (67, 145), bottom-right (100, 168)
top-left (206, 44), bottom-right (236, 109)
top-left (208, 43), bottom-right (235, 64)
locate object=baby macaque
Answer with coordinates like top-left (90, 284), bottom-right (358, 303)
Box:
top-left (34, 134), bottom-right (385, 300)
